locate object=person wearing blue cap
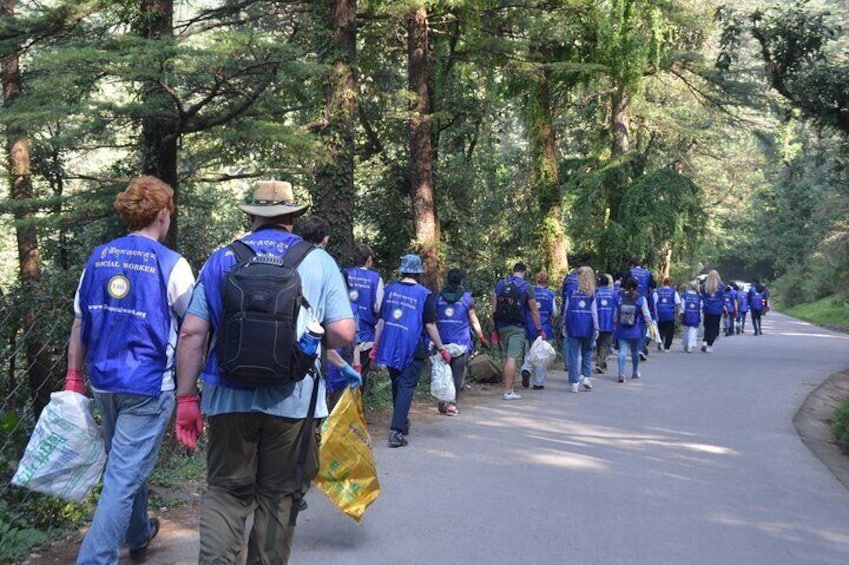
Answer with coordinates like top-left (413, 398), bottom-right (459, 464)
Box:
top-left (370, 254), bottom-right (451, 447)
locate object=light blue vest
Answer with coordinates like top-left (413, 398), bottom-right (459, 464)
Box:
top-left (376, 282), bottom-right (431, 370)
top-left (79, 235), bottom-right (181, 397)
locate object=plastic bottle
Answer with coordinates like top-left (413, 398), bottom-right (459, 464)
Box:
top-left (298, 319), bottom-right (325, 356)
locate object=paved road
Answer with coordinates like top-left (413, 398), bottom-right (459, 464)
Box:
top-left (53, 312), bottom-right (845, 565)
top-left (292, 313), bottom-right (849, 564)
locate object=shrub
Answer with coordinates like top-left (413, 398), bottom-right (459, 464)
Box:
top-left (832, 399), bottom-right (849, 454)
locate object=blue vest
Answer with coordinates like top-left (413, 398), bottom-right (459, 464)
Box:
top-left (630, 266), bottom-right (652, 298)
top-left (749, 288), bottom-right (766, 312)
top-left (565, 292), bottom-right (594, 338)
top-left (656, 287), bottom-right (677, 322)
top-left (722, 290), bottom-right (737, 313)
top-left (526, 286), bottom-right (555, 340)
top-left (595, 287), bottom-right (617, 333)
top-left (198, 227), bottom-right (303, 388)
top-left (616, 295), bottom-right (646, 340)
top-left (737, 290), bottom-right (750, 313)
top-left (561, 271), bottom-right (577, 304)
top-left (345, 267), bottom-right (380, 342)
top-left (79, 235), bottom-right (181, 397)
top-left (681, 291), bottom-right (701, 327)
top-left (701, 282), bottom-right (726, 315)
top-left (436, 292), bottom-right (473, 350)
top-left (376, 282), bottom-right (431, 370)
top-left (647, 291), bottom-right (658, 321)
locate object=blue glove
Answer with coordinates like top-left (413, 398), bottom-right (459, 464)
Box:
top-left (341, 364), bottom-right (362, 389)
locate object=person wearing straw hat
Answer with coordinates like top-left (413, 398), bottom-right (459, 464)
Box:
top-left (174, 180), bottom-right (356, 564)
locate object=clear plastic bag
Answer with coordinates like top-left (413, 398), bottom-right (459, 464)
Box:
top-left (529, 336), bottom-right (557, 367)
top-left (12, 391), bottom-right (106, 503)
top-left (429, 353), bottom-right (456, 402)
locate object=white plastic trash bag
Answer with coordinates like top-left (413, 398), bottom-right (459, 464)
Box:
top-left (429, 353), bottom-right (456, 402)
top-left (12, 391), bottom-right (106, 503)
top-left (529, 336), bottom-right (556, 368)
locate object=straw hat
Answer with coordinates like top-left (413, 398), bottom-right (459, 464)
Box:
top-left (239, 180), bottom-right (308, 217)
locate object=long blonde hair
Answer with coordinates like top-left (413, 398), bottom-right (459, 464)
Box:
top-left (705, 270), bottom-right (722, 295)
top-left (577, 266), bottom-right (596, 296)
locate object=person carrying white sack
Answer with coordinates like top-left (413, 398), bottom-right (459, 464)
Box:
top-left (520, 270), bottom-right (557, 390)
top-left (434, 268), bottom-right (488, 415)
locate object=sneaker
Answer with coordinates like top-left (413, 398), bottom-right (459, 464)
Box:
top-left (503, 390), bottom-right (522, 400)
top-left (388, 430), bottom-right (408, 448)
top-left (581, 377), bottom-right (593, 391)
top-left (594, 365), bottom-right (604, 374)
top-left (521, 370), bottom-right (531, 388)
top-left (570, 383), bottom-right (579, 393)
top-left (639, 351), bottom-right (647, 361)
top-left (706, 346), bottom-right (713, 353)
top-left (618, 375), bottom-right (626, 383)
top-left (299, 498), bottom-right (308, 511)
top-left (656, 343), bottom-right (662, 352)
top-left (631, 372), bottom-right (640, 379)
top-left (532, 385), bottom-right (545, 390)
top-left (129, 517), bottom-right (160, 560)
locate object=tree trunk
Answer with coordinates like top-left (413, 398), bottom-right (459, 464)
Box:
top-left (314, 0), bottom-right (357, 264)
top-left (530, 66), bottom-right (569, 280)
top-left (137, 0), bottom-right (179, 247)
top-left (2, 0), bottom-right (52, 416)
top-left (408, 8), bottom-right (441, 290)
top-left (611, 86), bottom-right (631, 155)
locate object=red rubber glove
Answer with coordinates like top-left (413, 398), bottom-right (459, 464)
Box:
top-left (175, 393), bottom-right (204, 450)
top-left (64, 369), bottom-right (86, 395)
top-left (490, 331), bottom-right (500, 346)
top-left (368, 346), bottom-right (378, 361)
top-left (440, 348), bottom-right (452, 364)
top-left (353, 364), bottom-right (362, 373)
top-left (537, 330), bottom-right (546, 339)
top-left (478, 335), bottom-right (490, 348)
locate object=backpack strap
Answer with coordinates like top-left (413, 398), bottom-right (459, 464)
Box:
top-left (282, 239), bottom-right (315, 270)
top-left (229, 240), bottom-right (256, 264)
top-left (288, 369), bottom-right (320, 527)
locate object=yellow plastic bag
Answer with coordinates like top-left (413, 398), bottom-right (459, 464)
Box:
top-left (314, 387), bottom-right (381, 522)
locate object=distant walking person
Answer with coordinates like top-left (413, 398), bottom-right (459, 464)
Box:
top-left (564, 266), bottom-right (599, 393)
top-left (748, 279), bottom-right (770, 336)
top-left (655, 277), bottom-right (680, 351)
top-left (594, 274), bottom-right (617, 374)
top-left (435, 268), bottom-right (488, 414)
top-left (493, 262), bottom-right (543, 400)
top-left (700, 270), bottom-right (725, 353)
top-left (736, 283), bottom-right (750, 334)
top-left (66, 176), bottom-right (195, 564)
top-left (680, 282), bottom-right (702, 352)
top-left (345, 244), bottom-right (384, 386)
top-left (520, 270), bottom-right (556, 390)
top-left (615, 277), bottom-right (652, 382)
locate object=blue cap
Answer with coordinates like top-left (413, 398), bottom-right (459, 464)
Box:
top-left (399, 254), bottom-right (424, 274)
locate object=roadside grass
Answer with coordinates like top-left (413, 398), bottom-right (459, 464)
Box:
top-left (776, 295), bottom-right (849, 330)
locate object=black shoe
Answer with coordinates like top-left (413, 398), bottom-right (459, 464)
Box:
top-left (638, 352), bottom-right (647, 362)
top-left (129, 517), bottom-right (160, 561)
top-left (299, 498), bottom-right (308, 511)
top-left (532, 385), bottom-right (544, 390)
top-left (618, 375), bottom-right (626, 383)
top-left (521, 370), bottom-right (531, 388)
top-left (388, 430), bottom-right (408, 448)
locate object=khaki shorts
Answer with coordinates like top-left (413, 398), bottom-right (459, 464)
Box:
top-left (497, 325), bottom-right (526, 359)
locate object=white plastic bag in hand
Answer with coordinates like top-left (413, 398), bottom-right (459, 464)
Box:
top-left (429, 353), bottom-right (456, 402)
top-left (12, 391), bottom-right (106, 503)
top-left (529, 336), bottom-right (556, 367)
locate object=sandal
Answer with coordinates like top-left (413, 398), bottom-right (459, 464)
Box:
top-left (437, 402), bottom-right (447, 414)
top-left (445, 404), bottom-right (459, 416)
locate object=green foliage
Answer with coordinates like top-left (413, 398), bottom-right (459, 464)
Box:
top-left (779, 294), bottom-right (849, 328)
top-left (832, 399), bottom-right (849, 454)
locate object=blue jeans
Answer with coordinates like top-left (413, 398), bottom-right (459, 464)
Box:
top-left (389, 357), bottom-right (425, 433)
top-left (77, 392), bottom-right (175, 565)
top-left (565, 336), bottom-right (593, 384)
top-left (617, 338), bottom-right (642, 377)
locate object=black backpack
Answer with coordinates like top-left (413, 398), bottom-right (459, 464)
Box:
top-left (216, 239), bottom-right (317, 387)
top-left (619, 294), bottom-right (638, 327)
top-left (493, 277), bottom-right (524, 324)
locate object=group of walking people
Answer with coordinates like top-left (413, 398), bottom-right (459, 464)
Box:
top-left (56, 174), bottom-right (773, 564)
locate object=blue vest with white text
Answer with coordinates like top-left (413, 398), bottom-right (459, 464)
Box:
top-left (79, 235), bottom-right (181, 397)
top-left (656, 287), bottom-right (677, 322)
top-left (376, 282), bottom-right (431, 370)
top-left (198, 227), bottom-right (303, 389)
top-left (630, 266), bottom-right (652, 298)
top-left (749, 288), bottom-right (766, 312)
top-left (565, 292), bottom-right (594, 338)
top-left (345, 267), bottom-right (380, 342)
top-left (436, 292), bottom-right (473, 350)
top-left (595, 287), bottom-right (617, 333)
top-left (701, 282), bottom-right (726, 315)
top-left (616, 295), bottom-right (647, 340)
top-left (682, 291), bottom-right (701, 327)
top-left (526, 286), bottom-right (555, 340)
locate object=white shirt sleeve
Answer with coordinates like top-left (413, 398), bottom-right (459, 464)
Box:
top-left (168, 257), bottom-right (196, 318)
top-left (374, 276), bottom-right (385, 314)
top-left (73, 270), bottom-right (85, 318)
